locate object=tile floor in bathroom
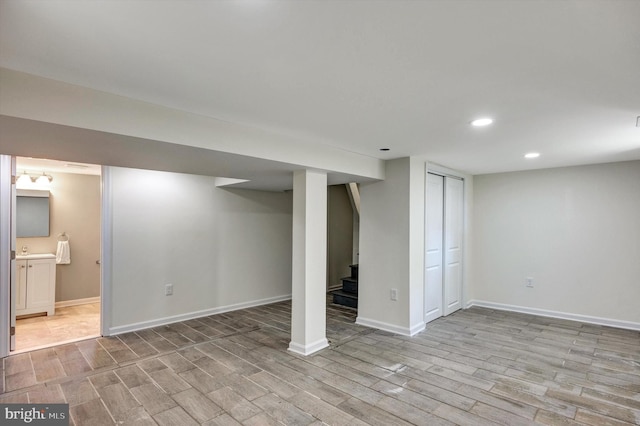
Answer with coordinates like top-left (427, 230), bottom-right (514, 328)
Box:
top-left (15, 302), bottom-right (100, 353)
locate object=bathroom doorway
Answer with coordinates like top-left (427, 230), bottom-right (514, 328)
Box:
top-left (12, 156), bottom-right (101, 353)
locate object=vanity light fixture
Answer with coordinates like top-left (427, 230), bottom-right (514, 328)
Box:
top-left (471, 117), bottom-right (493, 127)
top-left (16, 171), bottom-right (53, 189)
top-left (524, 152), bottom-right (540, 159)
top-left (36, 172), bottom-right (53, 186)
top-left (16, 171), bottom-right (33, 187)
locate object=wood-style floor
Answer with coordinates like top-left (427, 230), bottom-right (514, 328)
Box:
top-left (1, 300), bottom-right (639, 425)
top-left (15, 302), bottom-right (101, 353)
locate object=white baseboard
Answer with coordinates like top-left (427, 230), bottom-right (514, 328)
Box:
top-left (108, 294), bottom-right (292, 336)
top-left (356, 316), bottom-right (425, 336)
top-left (466, 300), bottom-right (640, 331)
top-left (288, 338), bottom-right (329, 356)
top-left (55, 296), bottom-right (101, 309)
top-left (409, 321), bottom-right (426, 336)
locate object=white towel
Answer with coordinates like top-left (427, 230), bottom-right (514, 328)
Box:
top-left (56, 240), bottom-right (71, 264)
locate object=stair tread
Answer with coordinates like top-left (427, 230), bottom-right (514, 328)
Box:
top-left (341, 283), bottom-right (358, 294)
top-left (331, 290), bottom-right (358, 299)
top-left (332, 290), bottom-right (358, 309)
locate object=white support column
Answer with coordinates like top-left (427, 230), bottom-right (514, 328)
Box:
top-left (289, 169), bottom-right (329, 356)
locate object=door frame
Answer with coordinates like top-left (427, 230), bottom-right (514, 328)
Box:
top-left (0, 156), bottom-right (112, 358)
top-left (424, 162), bottom-right (470, 323)
top-left (100, 166), bottom-right (112, 337)
top-left (0, 155), bottom-right (14, 356)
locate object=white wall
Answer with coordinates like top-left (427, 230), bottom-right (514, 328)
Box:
top-left (408, 157), bottom-right (426, 331)
top-left (106, 167), bottom-right (292, 332)
top-left (472, 160), bottom-right (640, 327)
top-left (358, 157), bottom-right (425, 335)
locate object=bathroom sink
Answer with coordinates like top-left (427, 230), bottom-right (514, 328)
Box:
top-left (16, 253), bottom-right (55, 260)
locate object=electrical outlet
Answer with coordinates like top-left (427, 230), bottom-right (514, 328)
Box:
top-left (525, 277), bottom-right (534, 288)
top-left (165, 283), bottom-right (174, 296)
top-left (390, 288), bottom-right (398, 301)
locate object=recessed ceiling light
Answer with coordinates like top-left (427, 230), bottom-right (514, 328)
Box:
top-left (524, 152), bottom-right (540, 159)
top-left (471, 118), bottom-right (493, 127)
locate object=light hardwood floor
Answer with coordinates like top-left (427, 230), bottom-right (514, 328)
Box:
top-left (14, 302), bottom-right (101, 353)
top-left (1, 299), bottom-right (639, 425)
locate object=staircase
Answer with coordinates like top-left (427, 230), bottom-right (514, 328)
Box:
top-left (331, 264), bottom-right (358, 309)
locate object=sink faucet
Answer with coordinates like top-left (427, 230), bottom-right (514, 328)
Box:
top-left (21, 246), bottom-right (28, 255)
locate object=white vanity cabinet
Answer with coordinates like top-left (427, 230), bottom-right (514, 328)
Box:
top-left (16, 254), bottom-right (56, 316)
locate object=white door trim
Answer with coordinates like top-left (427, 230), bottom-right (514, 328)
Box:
top-left (100, 166), bottom-right (113, 337)
top-left (0, 155), bottom-right (12, 357)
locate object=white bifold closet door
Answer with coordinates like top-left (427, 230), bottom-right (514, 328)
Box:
top-left (425, 174), bottom-right (444, 323)
top-left (425, 173), bottom-right (463, 324)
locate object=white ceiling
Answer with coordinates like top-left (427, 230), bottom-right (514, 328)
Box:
top-left (1, 0), bottom-right (639, 176)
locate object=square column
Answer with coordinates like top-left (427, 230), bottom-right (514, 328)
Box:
top-left (289, 170), bottom-right (329, 356)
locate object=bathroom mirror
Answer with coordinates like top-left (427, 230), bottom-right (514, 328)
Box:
top-left (16, 189), bottom-right (50, 238)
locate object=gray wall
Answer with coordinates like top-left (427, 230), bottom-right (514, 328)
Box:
top-left (17, 172), bottom-right (101, 302)
top-left (327, 185), bottom-right (354, 289)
